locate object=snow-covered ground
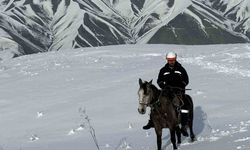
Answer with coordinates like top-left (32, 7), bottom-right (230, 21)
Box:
top-left (0, 44), bottom-right (250, 150)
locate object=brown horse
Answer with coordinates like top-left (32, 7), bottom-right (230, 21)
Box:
top-left (137, 78), bottom-right (195, 150)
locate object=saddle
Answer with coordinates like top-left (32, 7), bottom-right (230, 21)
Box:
top-left (172, 94), bottom-right (187, 121)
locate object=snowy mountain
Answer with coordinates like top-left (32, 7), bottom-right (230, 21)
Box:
top-left (1, 0), bottom-right (250, 57)
top-left (193, 0), bottom-right (250, 40)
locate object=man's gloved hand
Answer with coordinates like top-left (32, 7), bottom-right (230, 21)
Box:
top-left (158, 81), bottom-right (166, 89)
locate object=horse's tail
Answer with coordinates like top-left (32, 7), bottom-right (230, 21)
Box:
top-left (185, 94), bottom-right (193, 108)
top-left (184, 94), bottom-right (194, 123)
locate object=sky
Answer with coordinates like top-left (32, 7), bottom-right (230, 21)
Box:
top-left (0, 44), bottom-right (250, 150)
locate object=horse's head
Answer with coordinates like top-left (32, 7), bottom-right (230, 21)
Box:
top-left (137, 78), bottom-right (155, 114)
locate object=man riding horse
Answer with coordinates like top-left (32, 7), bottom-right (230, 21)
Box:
top-left (143, 51), bottom-right (189, 136)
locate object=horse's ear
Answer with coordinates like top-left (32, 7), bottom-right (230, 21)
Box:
top-left (139, 78), bottom-right (143, 86)
top-left (149, 79), bottom-right (153, 85)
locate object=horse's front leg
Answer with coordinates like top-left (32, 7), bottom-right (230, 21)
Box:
top-left (154, 127), bottom-right (162, 150)
top-left (170, 129), bottom-right (178, 150)
top-left (175, 126), bottom-right (181, 145)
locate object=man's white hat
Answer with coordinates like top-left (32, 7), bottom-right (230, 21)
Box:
top-left (166, 52), bottom-right (177, 60)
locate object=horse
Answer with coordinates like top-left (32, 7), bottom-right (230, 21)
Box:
top-left (137, 78), bottom-right (195, 150)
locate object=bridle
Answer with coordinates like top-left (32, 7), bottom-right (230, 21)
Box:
top-left (138, 84), bottom-right (155, 107)
top-left (138, 93), bottom-right (152, 107)
top-left (138, 86), bottom-right (160, 108)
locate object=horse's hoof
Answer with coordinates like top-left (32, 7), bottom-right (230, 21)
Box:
top-left (191, 136), bottom-right (196, 142)
top-left (181, 128), bottom-right (189, 137)
top-left (173, 145), bottom-right (178, 150)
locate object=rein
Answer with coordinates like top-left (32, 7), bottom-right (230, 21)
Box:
top-left (150, 98), bottom-right (161, 109)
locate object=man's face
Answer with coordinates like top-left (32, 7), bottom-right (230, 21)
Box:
top-left (167, 59), bottom-right (176, 67)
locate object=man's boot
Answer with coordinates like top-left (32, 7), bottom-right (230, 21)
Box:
top-left (181, 113), bottom-right (189, 136)
top-left (143, 119), bottom-right (154, 130)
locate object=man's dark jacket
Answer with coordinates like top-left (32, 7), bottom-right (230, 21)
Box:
top-left (157, 61), bottom-right (189, 89)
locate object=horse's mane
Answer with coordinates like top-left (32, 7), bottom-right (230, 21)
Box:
top-left (150, 83), bottom-right (160, 93)
top-left (149, 83), bottom-right (161, 103)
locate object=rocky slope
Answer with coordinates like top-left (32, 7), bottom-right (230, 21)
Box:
top-left (0, 0), bottom-right (250, 57)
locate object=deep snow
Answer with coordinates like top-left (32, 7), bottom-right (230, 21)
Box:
top-left (0, 44), bottom-right (250, 150)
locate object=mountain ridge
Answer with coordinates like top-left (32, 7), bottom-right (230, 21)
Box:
top-left (0, 0), bottom-right (250, 58)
